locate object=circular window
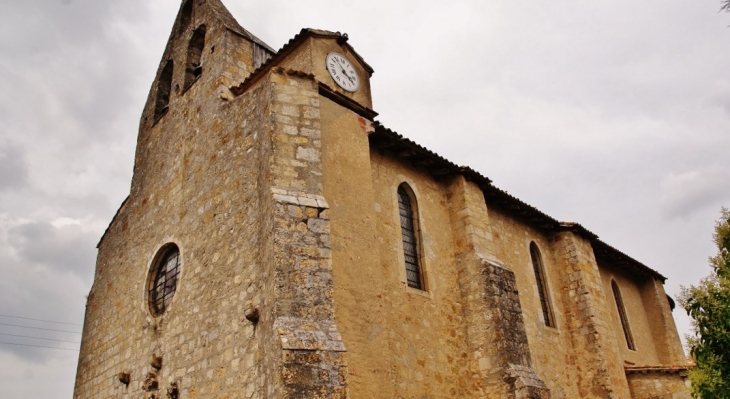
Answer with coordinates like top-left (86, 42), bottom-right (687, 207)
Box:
top-left (148, 244), bottom-right (181, 315)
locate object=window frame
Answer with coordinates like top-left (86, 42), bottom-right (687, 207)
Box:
top-left (154, 60), bottom-right (174, 121)
top-left (611, 279), bottom-right (636, 351)
top-left (529, 242), bottom-right (556, 328)
top-left (397, 183), bottom-right (426, 291)
top-left (178, 0), bottom-right (193, 35)
top-left (183, 25), bottom-right (206, 92)
top-left (147, 243), bottom-right (182, 316)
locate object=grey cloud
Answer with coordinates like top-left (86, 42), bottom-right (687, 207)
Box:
top-left (0, 1), bottom-right (144, 54)
top-left (708, 84), bottom-right (730, 115)
top-left (661, 168), bottom-right (730, 220)
top-left (0, 248), bottom-right (85, 363)
top-left (57, 192), bottom-right (115, 221)
top-left (0, 220), bottom-right (90, 364)
top-left (0, 0), bottom-right (162, 153)
top-left (0, 142), bottom-right (29, 191)
top-left (0, 354), bottom-right (79, 397)
top-left (7, 222), bottom-right (97, 282)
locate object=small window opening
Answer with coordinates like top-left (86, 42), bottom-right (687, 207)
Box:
top-left (530, 242), bottom-right (555, 327)
top-left (398, 184), bottom-right (424, 290)
top-left (154, 60), bottom-right (173, 120)
top-left (178, 0), bottom-right (193, 34)
top-left (148, 244), bottom-right (181, 316)
top-left (184, 25), bottom-right (206, 91)
top-left (612, 280), bottom-right (636, 350)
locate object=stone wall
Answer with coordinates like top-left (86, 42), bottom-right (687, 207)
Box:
top-left (279, 36), bottom-right (373, 110)
top-left (447, 176), bottom-right (497, 397)
top-left (74, 2), bottom-right (278, 397)
top-left (599, 266), bottom-right (660, 365)
top-left (484, 209), bottom-right (581, 398)
top-left (319, 96), bottom-right (394, 398)
top-left (74, 81), bottom-right (275, 398)
top-left (638, 279), bottom-right (686, 365)
top-left (320, 113), bottom-right (472, 397)
top-left (626, 369), bottom-right (691, 399)
top-left (446, 177), bottom-right (548, 399)
top-left (322, 139), bottom-right (551, 397)
top-left (552, 231), bottom-right (632, 398)
top-left (268, 69), bottom-right (348, 398)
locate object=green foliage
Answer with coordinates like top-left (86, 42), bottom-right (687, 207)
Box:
top-left (678, 208), bottom-right (730, 398)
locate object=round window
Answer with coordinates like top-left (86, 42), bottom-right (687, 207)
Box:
top-left (148, 244), bottom-right (181, 315)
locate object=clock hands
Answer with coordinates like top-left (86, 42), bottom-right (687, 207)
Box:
top-left (326, 52), bottom-right (359, 92)
top-left (335, 58), bottom-right (356, 84)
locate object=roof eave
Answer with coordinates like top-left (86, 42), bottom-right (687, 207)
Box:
top-left (369, 123), bottom-right (666, 282)
top-left (231, 28), bottom-right (373, 97)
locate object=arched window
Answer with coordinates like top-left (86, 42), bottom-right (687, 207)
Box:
top-left (530, 242), bottom-right (555, 327)
top-left (611, 280), bottom-right (636, 350)
top-left (178, 0), bottom-right (193, 34)
top-left (184, 25), bottom-right (206, 91)
top-left (148, 244), bottom-right (182, 315)
top-left (154, 60), bottom-right (173, 120)
top-left (398, 183), bottom-right (424, 290)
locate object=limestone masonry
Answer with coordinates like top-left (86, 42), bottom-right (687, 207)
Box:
top-left (74, 1), bottom-right (692, 398)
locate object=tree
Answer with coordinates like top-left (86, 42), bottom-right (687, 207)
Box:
top-left (678, 208), bottom-right (730, 398)
top-left (723, 0), bottom-right (730, 13)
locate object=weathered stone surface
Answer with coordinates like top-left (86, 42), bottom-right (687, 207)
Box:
top-left (74, 1), bottom-right (691, 398)
top-left (74, 2), bottom-right (278, 398)
top-left (626, 368), bottom-right (691, 399)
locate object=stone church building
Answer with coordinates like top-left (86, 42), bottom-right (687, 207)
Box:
top-left (74, 1), bottom-right (692, 398)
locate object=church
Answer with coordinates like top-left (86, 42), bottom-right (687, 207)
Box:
top-left (73, 1), bottom-right (692, 398)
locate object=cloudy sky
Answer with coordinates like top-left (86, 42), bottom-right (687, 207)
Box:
top-left (1, 0), bottom-right (729, 396)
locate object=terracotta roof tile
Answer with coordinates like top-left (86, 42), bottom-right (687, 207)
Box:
top-left (231, 28), bottom-right (373, 96)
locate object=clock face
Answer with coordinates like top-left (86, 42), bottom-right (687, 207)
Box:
top-left (325, 52), bottom-right (360, 92)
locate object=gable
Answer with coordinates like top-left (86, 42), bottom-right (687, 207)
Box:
top-left (230, 29), bottom-right (374, 110)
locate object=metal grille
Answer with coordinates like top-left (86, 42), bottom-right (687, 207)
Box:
top-left (149, 246), bottom-right (181, 315)
top-left (398, 186), bottom-right (423, 289)
top-left (612, 280), bottom-right (636, 350)
top-left (530, 243), bottom-right (554, 327)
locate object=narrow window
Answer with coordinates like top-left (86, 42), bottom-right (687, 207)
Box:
top-left (148, 244), bottom-right (182, 316)
top-left (612, 280), bottom-right (636, 350)
top-left (398, 184), bottom-right (424, 290)
top-left (184, 25), bottom-right (206, 91)
top-left (530, 242), bottom-right (555, 327)
top-left (178, 0), bottom-right (193, 34)
top-left (154, 60), bottom-right (173, 120)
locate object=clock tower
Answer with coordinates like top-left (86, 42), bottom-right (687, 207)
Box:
top-left (326, 52), bottom-right (361, 92)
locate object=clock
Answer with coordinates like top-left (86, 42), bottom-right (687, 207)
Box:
top-left (325, 52), bottom-right (360, 92)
